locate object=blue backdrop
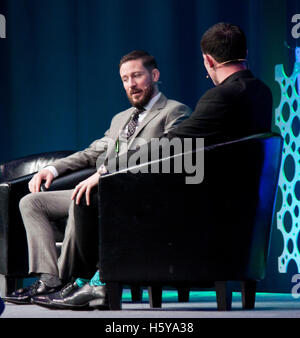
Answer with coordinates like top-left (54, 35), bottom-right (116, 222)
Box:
top-left (0, 0), bottom-right (293, 161)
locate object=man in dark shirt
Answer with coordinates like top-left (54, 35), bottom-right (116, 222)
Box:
top-left (169, 22), bottom-right (272, 145)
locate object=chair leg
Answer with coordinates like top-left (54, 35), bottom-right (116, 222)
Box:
top-left (177, 287), bottom-right (190, 302)
top-left (148, 286), bottom-right (162, 308)
top-left (241, 280), bottom-right (256, 309)
top-left (215, 281), bottom-right (232, 311)
top-left (130, 286), bottom-right (143, 302)
top-left (0, 275), bottom-right (21, 297)
top-left (107, 282), bottom-right (123, 310)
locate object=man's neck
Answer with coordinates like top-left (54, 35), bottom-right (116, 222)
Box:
top-left (216, 64), bottom-right (247, 85)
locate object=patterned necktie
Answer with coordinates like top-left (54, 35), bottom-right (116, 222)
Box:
top-left (126, 108), bottom-right (144, 138)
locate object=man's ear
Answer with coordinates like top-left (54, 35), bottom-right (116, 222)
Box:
top-left (204, 54), bottom-right (215, 69)
top-left (151, 68), bottom-right (160, 83)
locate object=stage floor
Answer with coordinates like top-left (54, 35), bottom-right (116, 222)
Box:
top-left (1, 289), bottom-right (300, 318)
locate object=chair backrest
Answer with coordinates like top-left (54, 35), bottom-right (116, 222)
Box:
top-left (0, 150), bottom-right (74, 183)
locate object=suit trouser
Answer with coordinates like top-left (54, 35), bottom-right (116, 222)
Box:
top-left (19, 189), bottom-right (99, 281)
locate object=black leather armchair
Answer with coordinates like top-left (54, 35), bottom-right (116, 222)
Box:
top-left (0, 150), bottom-right (97, 296)
top-left (97, 133), bottom-right (283, 310)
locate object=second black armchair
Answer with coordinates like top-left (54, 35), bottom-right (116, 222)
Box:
top-left (97, 132), bottom-right (283, 311)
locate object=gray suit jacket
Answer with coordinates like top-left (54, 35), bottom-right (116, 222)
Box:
top-left (51, 93), bottom-right (191, 176)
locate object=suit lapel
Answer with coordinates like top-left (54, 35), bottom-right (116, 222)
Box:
top-left (128, 93), bottom-right (167, 144)
top-left (107, 93), bottom-right (167, 155)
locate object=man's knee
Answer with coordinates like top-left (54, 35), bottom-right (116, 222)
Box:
top-left (19, 192), bottom-right (42, 213)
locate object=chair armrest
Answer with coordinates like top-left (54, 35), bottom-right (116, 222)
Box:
top-left (98, 171), bottom-right (194, 283)
top-left (0, 173), bottom-right (34, 197)
top-left (1, 173), bottom-right (35, 186)
top-left (41, 167), bottom-right (96, 191)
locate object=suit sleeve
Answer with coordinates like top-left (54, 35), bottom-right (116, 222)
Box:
top-left (49, 129), bottom-right (111, 176)
top-left (163, 103), bottom-right (191, 134)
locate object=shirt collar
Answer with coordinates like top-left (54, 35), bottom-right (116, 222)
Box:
top-left (143, 92), bottom-right (162, 111)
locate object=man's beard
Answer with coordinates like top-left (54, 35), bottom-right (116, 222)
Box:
top-left (127, 83), bottom-right (154, 109)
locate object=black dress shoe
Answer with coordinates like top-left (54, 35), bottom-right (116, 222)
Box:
top-left (32, 282), bottom-right (80, 307)
top-left (33, 283), bottom-right (108, 310)
top-left (4, 280), bottom-right (62, 305)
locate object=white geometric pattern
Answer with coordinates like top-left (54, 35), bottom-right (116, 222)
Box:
top-left (275, 48), bottom-right (300, 273)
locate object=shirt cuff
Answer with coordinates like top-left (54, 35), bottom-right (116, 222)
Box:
top-left (97, 164), bottom-right (108, 175)
top-left (45, 165), bottom-right (59, 178)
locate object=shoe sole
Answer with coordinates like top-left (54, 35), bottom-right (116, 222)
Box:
top-left (89, 298), bottom-right (109, 309)
top-left (32, 298), bottom-right (109, 311)
top-left (32, 298), bottom-right (93, 311)
top-left (4, 298), bottom-right (32, 305)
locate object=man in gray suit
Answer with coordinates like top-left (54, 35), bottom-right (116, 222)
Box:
top-left (5, 50), bottom-right (190, 304)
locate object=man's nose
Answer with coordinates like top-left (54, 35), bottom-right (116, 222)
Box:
top-left (128, 77), bottom-right (137, 88)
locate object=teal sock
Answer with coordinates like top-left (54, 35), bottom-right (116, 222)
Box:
top-left (75, 277), bottom-right (89, 288)
top-left (89, 271), bottom-right (106, 286)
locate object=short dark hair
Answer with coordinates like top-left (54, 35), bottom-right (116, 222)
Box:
top-left (200, 23), bottom-right (247, 63)
top-left (119, 50), bottom-right (158, 71)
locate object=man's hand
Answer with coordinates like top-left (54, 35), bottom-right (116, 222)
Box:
top-left (71, 172), bottom-right (101, 206)
top-left (28, 169), bottom-right (54, 193)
